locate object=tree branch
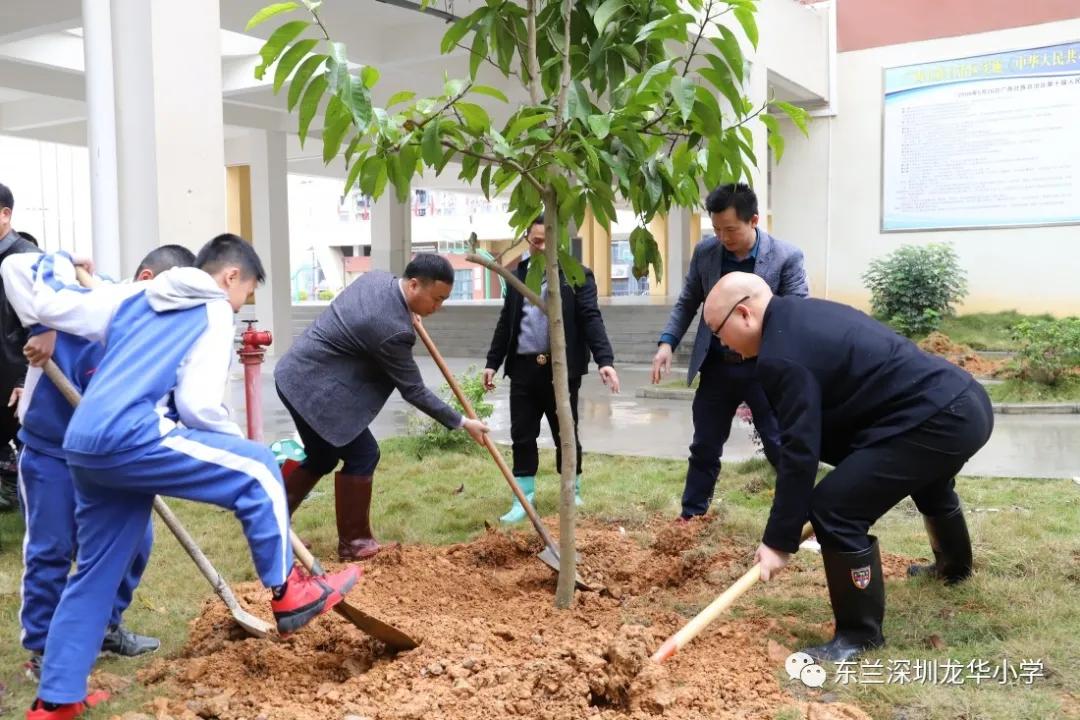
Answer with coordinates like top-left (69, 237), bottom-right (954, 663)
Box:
top-left (554, 0), bottom-right (573, 130)
top-left (492, 235), bottom-right (528, 265)
top-left (465, 252), bottom-right (547, 314)
top-left (526, 0), bottom-right (541, 104)
top-left (681, 0), bottom-right (714, 78)
top-left (440, 140), bottom-right (544, 193)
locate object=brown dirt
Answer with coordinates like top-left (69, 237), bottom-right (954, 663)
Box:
top-left (128, 520), bottom-right (886, 720)
top-left (918, 332), bottom-right (1004, 377)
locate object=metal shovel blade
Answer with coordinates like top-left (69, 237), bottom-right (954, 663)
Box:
top-left (332, 602), bottom-right (419, 652)
top-left (228, 606), bottom-right (274, 639)
top-left (537, 547), bottom-right (597, 591)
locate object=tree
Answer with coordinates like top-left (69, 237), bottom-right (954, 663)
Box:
top-left (250, 0), bottom-right (808, 608)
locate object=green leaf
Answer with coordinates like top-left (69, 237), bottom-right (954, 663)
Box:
top-left (712, 25), bottom-right (745, 80)
top-left (421, 118), bottom-right (443, 165)
top-left (327, 42), bottom-right (349, 92)
top-left (772, 100), bottom-right (810, 137)
top-left (594, 0), bottom-right (626, 32)
top-left (760, 113), bottom-right (784, 162)
top-left (506, 112), bottom-right (551, 139)
top-left (558, 249), bottom-right (586, 287)
top-left (273, 38), bottom-right (317, 93)
top-left (494, 19), bottom-right (515, 74)
top-left (734, 6), bottom-right (759, 49)
top-left (565, 81), bottom-right (592, 124)
top-left (361, 65), bottom-right (380, 89)
top-left (444, 78), bottom-right (467, 98)
top-left (471, 85), bottom-right (509, 102)
top-left (321, 104), bottom-right (352, 164)
top-left (386, 90), bottom-right (416, 108)
top-left (344, 149), bottom-right (366, 194)
top-left (287, 54), bottom-right (327, 111)
top-left (629, 226), bottom-right (658, 280)
top-left (469, 30), bottom-right (487, 80)
top-left (297, 73), bottom-right (328, 145)
top-left (440, 12), bottom-right (479, 54)
top-left (634, 13), bottom-right (693, 44)
top-left (671, 76), bottom-right (696, 122)
top-left (480, 165), bottom-right (493, 198)
top-left (691, 85), bottom-right (723, 136)
top-left (246, 2), bottom-right (300, 31)
top-left (587, 114), bottom-right (611, 139)
top-left (579, 135), bottom-right (601, 174)
top-left (255, 20), bottom-right (310, 80)
top-left (700, 66), bottom-right (743, 114)
top-left (637, 59), bottom-right (676, 94)
top-left (343, 73), bottom-right (373, 127)
top-left (358, 155), bottom-right (384, 196)
top-left (525, 250), bottom-right (546, 296)
top-left (455, 102), bottom-right (490, 133)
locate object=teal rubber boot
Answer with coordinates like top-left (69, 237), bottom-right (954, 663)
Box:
top-left (500, 476), bottom-right (535, 524)
top-left (575, 474), bottom-right (583, 507)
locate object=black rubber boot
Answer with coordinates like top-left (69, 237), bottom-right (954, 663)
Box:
top-left (907, 506), bottom-right (973, 584)
top-left (803, 537), bottom-right (885, 663)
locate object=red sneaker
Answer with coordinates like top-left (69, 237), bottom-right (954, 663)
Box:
top-left (27, 691), bottom-right (109, 720)
top-left (271, 565), bottom-right (360, 635)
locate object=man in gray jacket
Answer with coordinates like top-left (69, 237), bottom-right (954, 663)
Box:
top-left (652, 183), bottom-right (808, 520)
top-left (275, 254), bottom-right (488, 560)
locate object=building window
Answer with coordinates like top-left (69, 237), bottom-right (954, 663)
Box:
top-left (449, 269), bottom-right (474, 300)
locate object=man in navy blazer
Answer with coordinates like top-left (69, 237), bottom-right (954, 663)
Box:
top-left (704, 272), bottom-right (993, 662)
top-left (652, 183), bottom-right (808, 520)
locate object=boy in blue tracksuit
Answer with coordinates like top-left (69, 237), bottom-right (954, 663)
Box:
top-left (20, 235), bottom-right (357, 720)
top-left (1, 245), bottom-right (198, 681)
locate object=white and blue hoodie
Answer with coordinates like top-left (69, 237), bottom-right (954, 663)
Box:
top-left (28, 253), bottom-right (242, 468)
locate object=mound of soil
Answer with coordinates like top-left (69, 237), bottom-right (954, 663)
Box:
top-left (125, 521), bottom-right (882, 720)
top-left (918, 332), bottom-right (1004, 377)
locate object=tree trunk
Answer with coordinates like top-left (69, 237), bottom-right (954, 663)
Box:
top-left (542, 184), bottom-right (577, 609)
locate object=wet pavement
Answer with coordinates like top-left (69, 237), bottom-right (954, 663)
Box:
top-left (232, 355), bottom-right (1080, 480)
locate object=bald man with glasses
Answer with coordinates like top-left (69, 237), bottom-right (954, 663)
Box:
top-left (703, 272), bottom-right (993, 663)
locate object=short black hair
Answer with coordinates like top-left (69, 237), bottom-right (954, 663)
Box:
top-left (195, 233), bottom-right (265, 282)
top-left (135, 244), bottom-right (197, 280)
top-left (17, 231), bottom-right (37, 247)
top-left (0, 183), bottom-right (13, 212)
top-left (404, 253), bottom-right (454, 285)
top-left (531, 214), bottom-right (544, 227)
top-left (705, 183), bottom-right (758, 222)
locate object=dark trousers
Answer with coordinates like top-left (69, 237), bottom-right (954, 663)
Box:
top-left (509, 357), bottom-right (582, 477)
top-left (810, 382), bottom-right (994, 552)
top-left (276, 384), bottom-right (380, 477)
top-left (682, 355), bottom-right (781, 518)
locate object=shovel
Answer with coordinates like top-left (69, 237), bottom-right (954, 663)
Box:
top-left (42, 360), bottom-right (273, 639)
top-left (651, 523), bottom-right (815, 663)
top-left (412, 316), bottom-right (595, 591)
top-left (288, 532), bottom-right (419, 651)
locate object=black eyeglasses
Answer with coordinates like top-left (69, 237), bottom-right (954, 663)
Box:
top-left (712, 295), bottom-right (750, 338)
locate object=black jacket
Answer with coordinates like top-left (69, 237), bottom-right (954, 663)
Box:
top-left (0, 230), bottom-right (42, 386)
top-left (756, 296), bottom-right (975, 552)
top-left (485, 257), bottom-right (615, 379)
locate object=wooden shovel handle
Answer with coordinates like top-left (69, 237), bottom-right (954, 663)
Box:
top-left (651, 523), bottom-right (816, 663)
top-left (411, 316), bottom-right (560, 556)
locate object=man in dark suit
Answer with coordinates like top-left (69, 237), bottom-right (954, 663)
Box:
top-left (275, 254), bottom-right (489, 561)
top-left (0, 182), bottom-right (41, 513)
top-left (704, 272), bottom-right (993, 662)
top-left (483, 216), bottom-right (619, 523)
top-left (652, 183), bottom-right (808, 521)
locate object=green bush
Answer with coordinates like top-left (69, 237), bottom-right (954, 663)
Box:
top-left (862, 243), bottom-right (967, 337)
top-left (317, 289), bottom-right (336, 301)
top-left (1010, 317), bottom-right (1080, 385)
top-left (297, 290), bottom-right (309, 301)
top-left (406, 366), bottom-right (494, 451)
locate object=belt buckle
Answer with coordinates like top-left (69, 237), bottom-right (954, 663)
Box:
top-left (536, 353), bottom-right (549, 366)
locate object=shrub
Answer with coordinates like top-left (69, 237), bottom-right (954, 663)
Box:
top-left (1010, 317), bottom-right (1080, 385)
top-left (317, 289), bottom-right (336, 301)
top-left (406, 366), bottom-right (494, 451)
top-left (297, 290), bottom-right (309, 301)
top-left (862, 243), bottom-right (967, 337)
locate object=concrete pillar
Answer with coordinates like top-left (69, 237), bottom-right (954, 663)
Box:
top-left (247, 130), bottom-right (294, 354)
top-left (111, 0), bottom-right (227, 277)
top-left (665, 208), bottom-right (694, 298)
top-left (648, 214), bottom-right (667, 297)
top-left (582, 207), bottom-right (611, 297)
top-left (371, 193), bottom-right (411, 275)
top-left (81, 0), bottom-right (121, 279)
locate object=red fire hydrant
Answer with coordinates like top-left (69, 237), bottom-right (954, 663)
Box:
top-left (238, 320), bottom-right (273, 442)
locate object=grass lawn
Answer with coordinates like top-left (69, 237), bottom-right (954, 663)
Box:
top-left (984, 376), bottom-right (1080, 403)
top-left (935, 311), bottom-right (1055, 352)
top-left (1, 437), bottom-right (1077, 719)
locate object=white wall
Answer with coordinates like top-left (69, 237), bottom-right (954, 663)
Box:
top-left (821, 17), bottom-right (1080, 315)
